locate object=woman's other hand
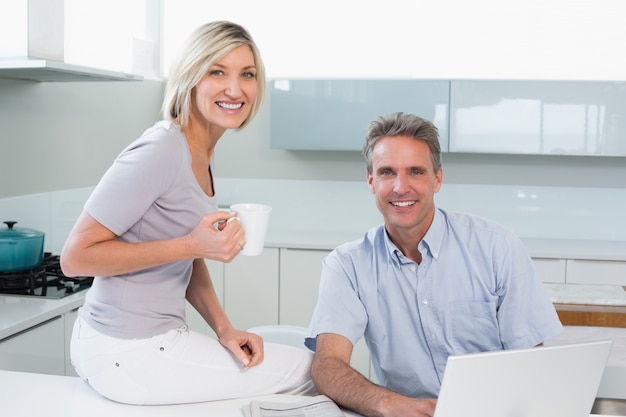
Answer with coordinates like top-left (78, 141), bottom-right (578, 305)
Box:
top-left (219, 328), bottom-right (264, 368)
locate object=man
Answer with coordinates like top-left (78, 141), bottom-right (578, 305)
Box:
top-left (305, 112), bottom-right (563, 417)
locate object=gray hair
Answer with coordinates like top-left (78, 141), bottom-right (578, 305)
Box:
top-left (162, 21), bottom-right (266, 130)
top-left (362, 112), bottom-right (442, 174)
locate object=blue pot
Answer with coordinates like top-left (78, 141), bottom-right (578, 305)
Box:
top-left (0, 221), bottom-right (45, 272)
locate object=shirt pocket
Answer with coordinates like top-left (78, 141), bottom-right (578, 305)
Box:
top-left (450, 300), bottom-right (503, 352)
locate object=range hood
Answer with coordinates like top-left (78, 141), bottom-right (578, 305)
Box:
top-left (0, 58), bottom-right (143, 82)
top-left (0, 0), bottom-right (143, 82)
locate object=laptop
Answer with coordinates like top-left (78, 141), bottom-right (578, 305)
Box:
top-left (434, 340), bottom-right (613, 417)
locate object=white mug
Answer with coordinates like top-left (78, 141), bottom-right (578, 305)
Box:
top-left (229, 203), bottom-right (272, 256)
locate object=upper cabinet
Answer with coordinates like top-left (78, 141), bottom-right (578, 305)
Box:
top-left (449, 80), bottom-right (626, 156)
top-left (0, 0), bottom-right (158, 82)
top-left (269, 79), bottom-right (450, 151)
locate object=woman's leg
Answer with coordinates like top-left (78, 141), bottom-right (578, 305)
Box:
top-left (71, 317), bottom-right (315, 405)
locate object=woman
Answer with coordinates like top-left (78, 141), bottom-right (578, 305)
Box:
top-left (61, 21), bottom-right (314, 405)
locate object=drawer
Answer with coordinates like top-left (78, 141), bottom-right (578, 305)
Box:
top-left (533, 258), bottom-right (566, 283)
top-left (566, 259), bottom-right (626, 286)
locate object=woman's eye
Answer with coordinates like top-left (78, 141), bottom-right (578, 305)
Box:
top-left (209, 70), bottom-right (225, 76)
top-left (242, 71), bottom-right (256, 79)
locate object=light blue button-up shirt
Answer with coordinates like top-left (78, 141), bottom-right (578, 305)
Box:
top-left (306, 208), bottom-right (563, 398)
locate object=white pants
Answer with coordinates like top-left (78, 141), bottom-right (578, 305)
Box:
top-left (71, 316), bottom-right (316, 405)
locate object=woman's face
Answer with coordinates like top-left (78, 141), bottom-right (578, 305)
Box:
top-left (192, 45), bottom-right (258, 130)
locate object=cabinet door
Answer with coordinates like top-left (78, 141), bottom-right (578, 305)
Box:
top-left (279, 248), bottom-right (330, 327)
top-left (64, 308), bottom-right (79, 376)
top-left (0, 316), bottom-right (65, 375)
top-left (532, 258), bottom-right (566, 283)
top-left (449, 80), bottom-right (626, 156)
top-left (270, 80), bottom-right (450, 150)
top-left (566, 259), bottom-right (626, 285)
top-left (185, 259), bottom-right (226, 337)
top-left (280, 248), bottom-right (372, 379)
top-left (224, 248), bottom-right (279, 330)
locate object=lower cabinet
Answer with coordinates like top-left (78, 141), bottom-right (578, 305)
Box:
top-left (533, 258), bottom-right (567, 283)
top-left (279, 248), bottom-right (372, 379)
top-left (224, 248), bottom-right (280, 331)
top-left (185, 259), bottom-right (226, 338)
top-left (64, 308), bottom-right (79, 376)
top-left (0, 316), bottom-right (65, 376)
top-left (566, 259), bottom-right (626, 285)
top-left (533, 257), bottom-right (626, 286)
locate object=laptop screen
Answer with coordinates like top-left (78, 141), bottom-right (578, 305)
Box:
top-left (434, 340), bottom-right (612, 417)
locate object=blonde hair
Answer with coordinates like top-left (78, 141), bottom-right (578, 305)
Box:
top-left (162, 21), bottom-right (266, 130)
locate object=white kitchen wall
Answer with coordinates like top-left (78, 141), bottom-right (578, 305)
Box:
top-left (162, 0), bottom-right (626, 81)
top-left (2, 179), bottom-right (624, 257)
top-left (0, 78), bottom-right (164, 199)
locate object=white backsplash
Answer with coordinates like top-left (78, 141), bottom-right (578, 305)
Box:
top-left (1, 179), bottom-right (624, 256)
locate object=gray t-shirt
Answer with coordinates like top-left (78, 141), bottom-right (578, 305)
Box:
top-left (79, 120), bottom-right (217, 339)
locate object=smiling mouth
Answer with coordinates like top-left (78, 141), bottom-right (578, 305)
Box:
top-left (391, 201), bottom-right (416, 207)
top-left (217, 102), bottom-right (243, 110)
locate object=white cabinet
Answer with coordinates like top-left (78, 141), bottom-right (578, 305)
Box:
top-left (279, 248), bottom-right (372, 379)
top-left (64, 308), bottom-right (79, 376)
top-left (0, 316), bottom-right (65, 375)
top-left (224, 248), bottom-right (280, 330)
top-left (185, 259), bottom-right (226, 337)
top-left (533, 258), bottom-right (567, 283)
top-left (566, 259), bottom-right (626, 285)
top-left (449, 81), bottom-right (626, 156)
top-left (279, 248), bottom-right (329, 326)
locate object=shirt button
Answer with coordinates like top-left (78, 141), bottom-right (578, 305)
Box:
top-left (430, 334), bottom-right (437, 340)
top-left (422, 299), bottom-right (429, 305)
top-left (410, 265), bottom-right (416, 272)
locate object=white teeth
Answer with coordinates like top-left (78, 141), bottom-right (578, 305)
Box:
top-left (217, 102), bottom-right (243, 110)
top-left (392, 201), bottom-right (415, 207)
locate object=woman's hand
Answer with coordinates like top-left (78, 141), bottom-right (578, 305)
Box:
top-left (187, 211), bottom-right (246, 262)
top-left (218, 328), bottom-right (264, 368)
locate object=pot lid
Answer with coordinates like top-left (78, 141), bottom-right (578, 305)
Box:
top-left (1, 221), bottom-right (45, 238)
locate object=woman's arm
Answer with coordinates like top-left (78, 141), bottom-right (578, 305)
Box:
top-left (60, 210), bottom-right (244, 277)
top-left (186, 258), bottom-right (263, 367)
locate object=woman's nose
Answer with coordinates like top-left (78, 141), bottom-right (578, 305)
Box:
top-left (225, 77), bottom-right (242, 97)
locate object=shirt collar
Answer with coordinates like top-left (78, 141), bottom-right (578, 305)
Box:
top-left (382, 208), bottom-right (445, 263)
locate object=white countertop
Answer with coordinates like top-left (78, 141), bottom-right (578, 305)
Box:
top-left (546, 284), bottom-right (626, 306)
top-left (2, 283), bottom-right (626, 343)
top-left (0, 370), bottom-right (361, 417)
top-left (0, 369), bottom-right (616, 417)
top-left (0, 291), bottom-right (85, 340)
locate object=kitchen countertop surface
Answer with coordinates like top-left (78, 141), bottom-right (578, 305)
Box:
top-left (546, 284), bottom-right (626, 306)
top-left (264, 229), bottom-right (626, 262)
top-left (0, 369), bottom-right (616, 417)
top-left (2, 283), bottom-right (626, 341)
top-left (0, 291), bottom-right (86, 340)
top-left (0, 370), bottom-right (361, 417)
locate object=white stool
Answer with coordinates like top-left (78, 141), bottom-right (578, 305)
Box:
top-left (247, 325), bottom-right (311, 351)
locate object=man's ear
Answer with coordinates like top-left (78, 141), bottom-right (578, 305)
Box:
top-left (366, 171), bottom-right (375, 194)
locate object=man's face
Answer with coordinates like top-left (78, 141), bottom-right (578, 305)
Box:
top-left (367, 135), bottom-right (443, 237)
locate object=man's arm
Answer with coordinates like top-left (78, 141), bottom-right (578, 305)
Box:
top-left (311, 333), bottom-right (436, 417)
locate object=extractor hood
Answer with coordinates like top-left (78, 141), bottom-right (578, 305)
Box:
top-left (0, 58), bottom-right (143, 82)
top-left (0, 0), bottom-right (144, 83)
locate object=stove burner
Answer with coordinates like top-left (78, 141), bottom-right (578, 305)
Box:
top-left (0, 252), bottom-right (93, 298)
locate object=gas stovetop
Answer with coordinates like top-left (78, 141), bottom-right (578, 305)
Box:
top-left (0, 253), bottom-right (93, 299)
